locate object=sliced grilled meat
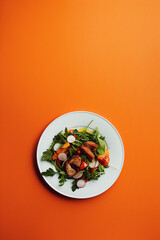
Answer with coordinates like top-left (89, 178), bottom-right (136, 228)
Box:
top-left (80, 146), bottom-right (95, 161)
top-left (65, 162), bottom-right (77, 177)
top-left (69, 155), bottom-right (81, 167)
top-left (84, 141), bottom-right (98, 151)
top-left (65, 155), bottom-right (82, 177)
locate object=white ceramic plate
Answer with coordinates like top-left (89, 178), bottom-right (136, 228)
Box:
top-left (37, 111), bottom-right (124, 199)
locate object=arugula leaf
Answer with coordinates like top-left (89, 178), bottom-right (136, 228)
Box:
top-left (91, 127), bottom-right (99, 143)
top-left (58, 174), bottom-right (67, 186)
top-left (84, 120), bottom-right (93, 132)
top-left (41, 168), bottom-right (57, 176)
top-left (49, 132), bottom-right (65, 149)
top-left (72, 142), bottom-right (82, 147)
top-left (48, 142), bottom-right (55, 151)
top-left (104, 165), bottom-right (109, 168)
top-left (65, 127), bottom-right (69, 137)
top-left (71, 145), bottom-right (78, 151)
top-left (52, 160), bottom-right (63, 172)
top-left (61, 160), bottom-right (67, 168)
top-left (72, 179), bottom-right (78, 191)
top-left (99, 135), bottom-right (105, 140)
top-left (81, 137), bottom-right (89, 142)
top-left (74, 138), bottom-right (83, 144)
top-left (58, 132), bottom-right (66, 143)
top-left (96, 137), bottom-right (105, 155)
top-left (98, 164), bottom-right (105, 173)
top-left (41, 150), bottom-right (53, 162)
top-left (69, 148), bottom-right (76, 157)
top-left (83, 169), bottom-right (92, 180)
top-left (91, 126), bottom-right (105, 155)
top-left (91, 171), bottom-right (101, 180)
top-left (73, 129), bottom-right (80, 135)
top-left (73, 129), bottom-right (90, 143)
top-left (82, 165), bottom-right (105, 181)
top-left (59, 170), bottom-right (66, 175)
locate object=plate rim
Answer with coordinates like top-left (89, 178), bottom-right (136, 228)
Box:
top-left (36, 111), bottom-right (125, 199)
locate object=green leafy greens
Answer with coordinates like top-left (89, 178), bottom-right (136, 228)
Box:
top-left (96, 136), bottom-right (106, 155)
top-left (40, 121), bottom-right (109, 191)
top-left (42, 168), bottom-right (57, 176)
top-left (58, 173), bottom-right (68, 186)
top-left (41, 150), bottom-right (53, 162)
top-left (72, 179), bottom-right (78, 191)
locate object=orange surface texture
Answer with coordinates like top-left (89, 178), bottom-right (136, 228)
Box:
top-left (1, 1), bottom-right (160, 240)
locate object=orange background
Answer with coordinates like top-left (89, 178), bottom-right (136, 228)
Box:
top-left (1, 0), bottom-right (160, 239)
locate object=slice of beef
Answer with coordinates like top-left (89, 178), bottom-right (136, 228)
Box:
top-left (84, 141), bottom-right (98, 151)
top-left (80, 146), bottom-right (95, 161)
top-left (69, 155), bottom-right (81, 167)
top-left (65, 162), bottom-right (77, 177)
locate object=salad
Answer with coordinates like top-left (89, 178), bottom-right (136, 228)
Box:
top-left (41, 121), bottom-right (110, 191)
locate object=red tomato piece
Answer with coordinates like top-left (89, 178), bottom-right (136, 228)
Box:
top-left (83, 179), bottom-right (88, 182)
top-left (98, 156), bottom-right (110, 166)
top-left (80, 160), bottom-right (88, 170)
